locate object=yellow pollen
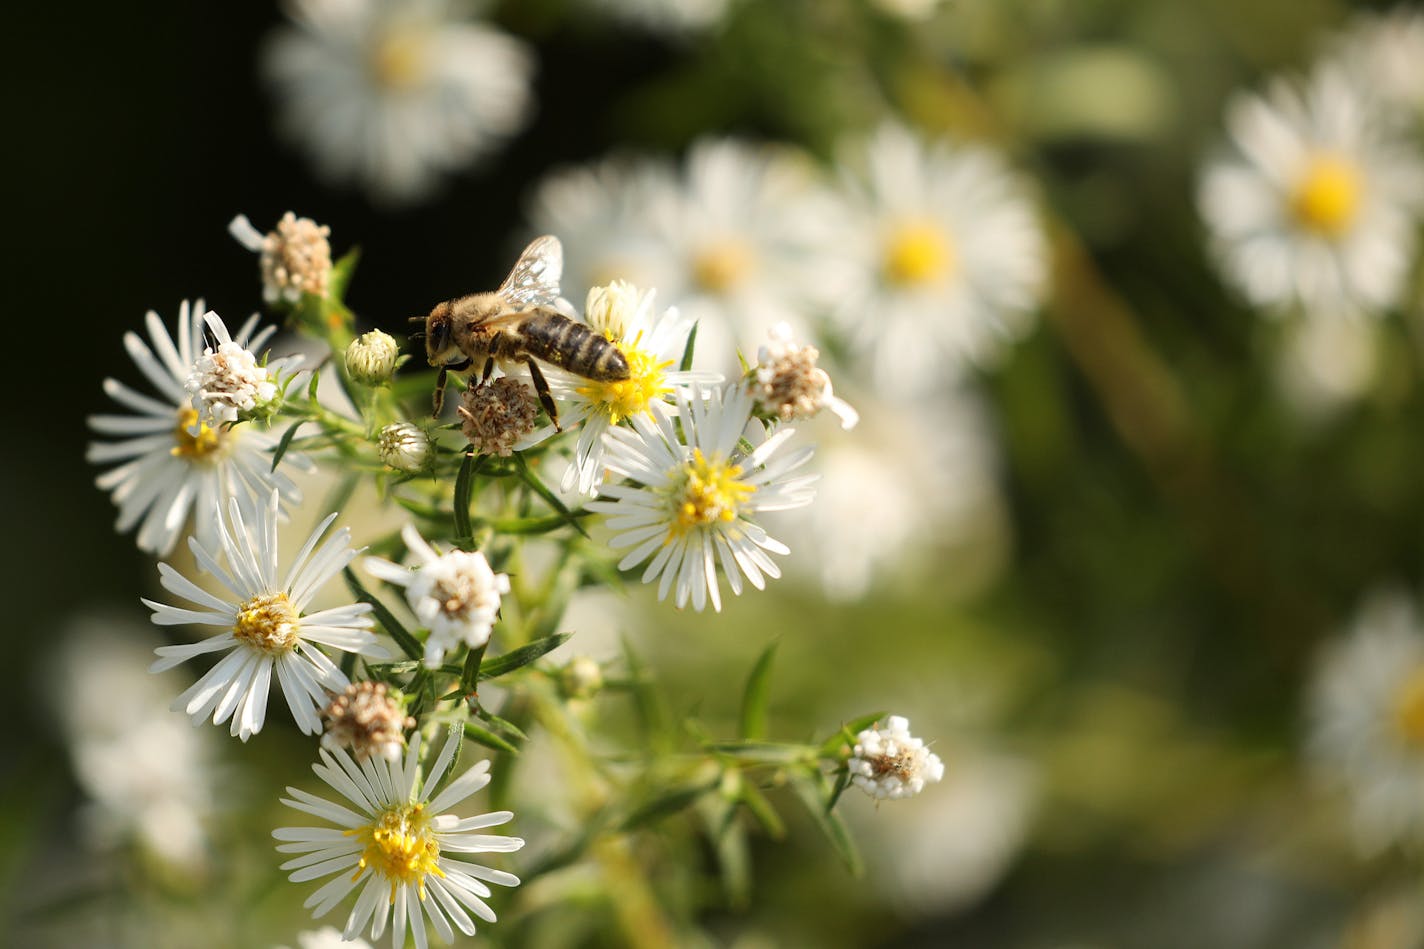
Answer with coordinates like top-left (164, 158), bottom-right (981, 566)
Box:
top-left (1393, 665), bottom-right (1424, 748)
top-left (351, 804), bottom-right (443, 901)
top-left (171, 407), bottom-right (222, 460)
top-left (691, 239), bottom-right (755, 293)
top-left (232, 592), bottom-right (301, 654)
top-left (1289, 154), bottom-right (1363, 237)
top-left (883, 220), bottom-right (955, 287)
top-left (575, 339), bottom-right (672, 425)
top-left (666, 449), bottom-right (755, 538)
top-left (369, 29), bottom-right (429, 90)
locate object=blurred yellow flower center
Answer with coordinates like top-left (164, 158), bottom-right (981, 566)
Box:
top-left (576, 339), bottom-right (671, 425)
top-left (1392, 665), bottom-right (1424, 747)
top-left (233, 592), bottom-right (301, 654)
top-left (1289, 154), bottom-right (1362, 237)
top-left (667, 450), bottom-right (754, 537)
top-left (883, 220), bottom-right (955, 287)
top-left (353, 803), bottom-right (443, 900)
top-left (692, 239), bottom-right (755, 293)
top-left (370, 29), bottom-right (429, 90)
top-left (171, 407), bottom-right (222, 460)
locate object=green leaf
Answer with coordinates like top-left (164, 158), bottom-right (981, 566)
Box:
top-left (817, 711), bottom-right (886, 758)
top-left (343, 567), bottom-right (422, 661)
top-left (477, 632), bottom-right (573, 680)
top-left (703, 741), bottom-right (812, 764)
top-left (738, 642), bottom-right (777, 740)
top-left (679, 321), bottom-right (699, 372)
top-left (463, 721), bottom-right (519, 755)
top-left (621, 780), bottom-right (718, 830)
top-left (329, 247), bottom-right (361, 301)
top-left (459, 643), bottom-right (486, 696)
top-left (472, 707), bottom-right (529, 742)
top-left (621, 634), bottom-right (667, 749)
top-left (711, 800), bottom-right (751, 909)
top-left (270, 420), bottom-right (306, 473)
top-left (790, 773), bottom-right (862, 876)
top-left (827, 769), bottom-right (852, 811)
top-left (452, 451), bottom-right (483, 544)
top-left (737, 781), bottom-right (786, 839)
top-left (513, 454), bottom-right (588, 538)
top-left (482, 511), bottom-right (595, 535)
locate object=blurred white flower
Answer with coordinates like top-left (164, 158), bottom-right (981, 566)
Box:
top-left (277, 927), bottom-right (375, 949)
top-left (869, 0), bottom-right (949, 21)
top-left (87, 299), bottom-right (308, 557)
top-left (275, 730), bottom-right (523, 947)
top-left (826, 123), bottom-right (1047, 394)
top-left (528, 140), bottom-right (838, 369)
top-left (580, 0), bottom-right (728, 34)
top-left (588, 384), bottom-right (816, 611)
top-left (263, 0), bottom-right (534, 204)
top-left (364, 524), bottom-right (510, 668)
top-left (1326, 8), bottom-right (1424, 119)
top-left (146, 491), bottom-right (384, 741)
top-left (1198, 66), bottom-right (1424, 319)
top-left (849, 715), bottom-right (945, 800)
top-left (49, 616), bottom-right (217, 871)
top-left (1273, 312), bottom-right (1380, 419)
top-left (1307, 589), bottom-right (1424, 854)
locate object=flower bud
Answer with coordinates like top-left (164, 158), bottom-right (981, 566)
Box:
top-left (584, 280), bottom-right (647, 340)
top-left (559, 655), bottom-right (604, 700)
top-left (346, 330), bottom-right (400, 386)
top-left (377, 422), bottom-right (431, 472)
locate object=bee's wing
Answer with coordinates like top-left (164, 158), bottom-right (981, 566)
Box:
top-left (497, 235), bottom-right (563, 308)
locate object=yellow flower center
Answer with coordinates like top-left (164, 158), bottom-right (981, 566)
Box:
top-left (352, 803), bottom-right (443, 900)
top-left (1289, 154), bottom-right (1363, 237)
top-left (171, 407), bottom-right (223, 461)
top-left (369, 28), bottom-right (429, 90)
top-left (883, 219), bottom-right (956, 287)
top-left (575, 338), bottom-right (672, 425)
top-left (666, 449), bottom-right (755, 538)
top-left (1393, 665), bottom-right (1424, 748)
top-left (691, 239), bottom-right (755, 294)
top-left (232, 592), bottom-right (301, 654)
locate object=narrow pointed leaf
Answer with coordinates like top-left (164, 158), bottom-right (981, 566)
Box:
top-left (790, 773), bottom-right (862, 876)
top-left (463, 722), bottom-right (518, 755)
top-left (738, 642), bottom-right (777, 740)
top-left (477, 632), bottom-right (572, 680)
top-left (343, 567), bottom-right (422, 661)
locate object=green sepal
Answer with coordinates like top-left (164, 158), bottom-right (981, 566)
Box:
top-left (817, 711), bottom-right (886, 758)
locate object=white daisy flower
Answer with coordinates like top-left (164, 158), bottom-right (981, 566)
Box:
top-left (364, 524), bottom-right (510, 669)
top-left (1198, 66), bottom-right (1424, 319)
top-left (275, 729), bottom-right (523, 948)
top-left (145, 490), bottom-right (385, 742)
top-left (825, 122), bottom-right (1047, 394)
top-left (544, 281), bottom-right (717, 495)
top-left (186, 310), bottom-right (290, 428)
top-left (848, 715), bottom-right (946, 800)
top-left (87, 299), bottom-right (307, 556)
top-left (1307, 589), bottom-right (1424, 853)
top-left (588, 383), bottom-right (816, 612)
top-left (263, 0), bottom-right (534, 204)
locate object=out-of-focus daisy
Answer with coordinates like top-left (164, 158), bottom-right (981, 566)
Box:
top-left (848, 715), bottom-right (945, 800)
top-left (49, 615), bottom-right (218, 871)
top-left (364, 524), bottom-right (510, 668)
top-left (869, 0), bottom-right (949, 21)
top-left (589, 384), bottom-right (816, 612)
top-left (275, 729), bottom-right (523, 948)
top-left (88, 299), bottom-right (307, 556)
top-left (230, 212), bottom-right (334, 304)
top-left (146, 491), bottom-right (385, 741)
top-left (263, 0), bottom-right (534, 204)
top-left (1198, 67), bottom-right (1423, 319)
top-left (747, 322), bottom-right (858, 429)
top-left (1273, 312), bottom-right (1381, 419)
top-left (579, 0), bottom-right (728, 34)
top-left (1307, 589), bottom-right (1424, 853)
top-left (1326, 8), bottom-right (1424, 119)
top-left (277, 927), bottom-right (375, 949)
top-left (541, 281), bottom-right (716, 495)
top-left (825, 123), bottom-right (1046, 394)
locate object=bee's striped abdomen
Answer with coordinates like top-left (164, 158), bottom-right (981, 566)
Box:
top-left (520, 311), bottom-right (630, 381)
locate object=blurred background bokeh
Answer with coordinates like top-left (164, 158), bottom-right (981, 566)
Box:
top-left (12, 0), bottom-right (1424, 945)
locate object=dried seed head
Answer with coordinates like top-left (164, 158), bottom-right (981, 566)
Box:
top-left (230, 212), bottom-right (333, 304)
top-left (459, 378), bottom-right (539, 456)
top-left (749, 323), bottom-right (858, 429)
top-left (320, 682), bottom-right (414, 763)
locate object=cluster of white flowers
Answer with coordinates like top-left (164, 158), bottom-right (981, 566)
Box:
top-left (849, 715), bottom-right (946, 800)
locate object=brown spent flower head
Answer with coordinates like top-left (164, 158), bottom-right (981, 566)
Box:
top-left (749, 323), bottom-right (858, 429)
top-left (231, 212), bottom-right (333, 304)
top-left (459, 377), bottom-right (539, 456)
top-left (319, 682), bottom-right (414, 763)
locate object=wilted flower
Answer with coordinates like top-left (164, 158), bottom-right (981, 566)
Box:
top-left (230, 212), bottom-right (333, 304)
top-left (748, 322), bottom-right (858, 428)
top-left (849, 715), bottom-right (945, 800)
top-left (459, 378), bottom-right (539, 457)
top-left (320, 682), bottom-right (414, 763)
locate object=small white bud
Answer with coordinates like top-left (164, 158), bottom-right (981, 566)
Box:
top-left (346, 330), bottom-right (400, 386)
top-left (377, 422), bottom-right (431, 472)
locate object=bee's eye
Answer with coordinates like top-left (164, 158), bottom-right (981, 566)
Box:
top-left (428, 321), bottom-right (450, 354)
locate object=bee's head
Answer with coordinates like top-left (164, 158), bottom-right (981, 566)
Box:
top-left (422, 302), bottom-right (457, 366)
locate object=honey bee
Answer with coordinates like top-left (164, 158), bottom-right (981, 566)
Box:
top-left (419, 236), bottom-right (629, 426)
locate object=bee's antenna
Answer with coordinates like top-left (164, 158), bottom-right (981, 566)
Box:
top-left (408, 315), bottom-right (426, 325)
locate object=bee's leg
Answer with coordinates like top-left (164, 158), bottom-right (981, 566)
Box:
top-left (432, 358), bottom-right (473, 417)
top-left (481, 357), bottom-right (497, 385)
top-left (524, 358), bottom-right (561, 431)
